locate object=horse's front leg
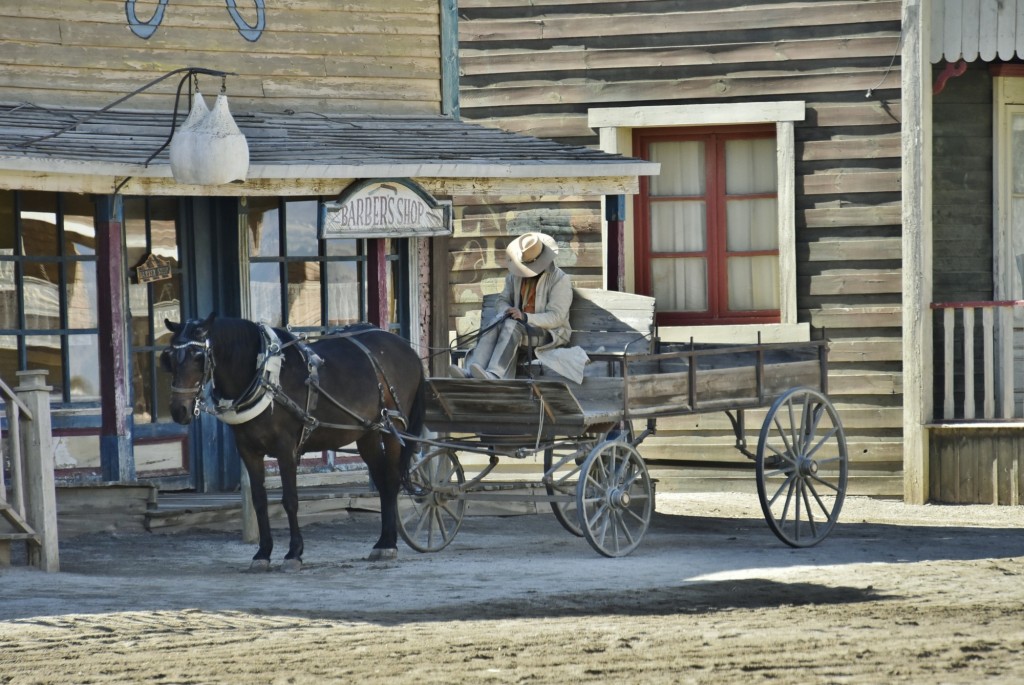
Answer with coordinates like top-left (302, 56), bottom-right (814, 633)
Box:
top-left (278, 451), bottom-right (304, 573)
top-left (360, 433), bottom-right (400, 561)
top-left (241, 449), bottom-right (274, 571)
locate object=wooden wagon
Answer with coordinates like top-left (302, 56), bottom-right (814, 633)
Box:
top-left (398, 289), bottom-right (848, 557)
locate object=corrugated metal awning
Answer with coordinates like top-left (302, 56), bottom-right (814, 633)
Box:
top-left (931, 0), bottom-right (1024, 63)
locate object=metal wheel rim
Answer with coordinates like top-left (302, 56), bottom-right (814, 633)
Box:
top-left (544, 446), bottom-right (585, 537)
top-left (576, 440), bottom-right (653, 558)
top-left (756, 387), bottom-right (848, 548)
top-left (397, 447), bottom-right (466, 553)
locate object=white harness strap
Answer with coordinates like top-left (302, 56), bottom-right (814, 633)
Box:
top-left (214, 323), bottom-right (284, 425)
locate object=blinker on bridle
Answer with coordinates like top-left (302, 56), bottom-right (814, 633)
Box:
top-left (167, 333), bottom-right (213, 416)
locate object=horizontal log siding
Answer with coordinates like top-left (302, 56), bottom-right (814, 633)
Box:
top-left (458, 0), bottom-right (904, 495)
top-left (0, 0), bottom-right (441, 114)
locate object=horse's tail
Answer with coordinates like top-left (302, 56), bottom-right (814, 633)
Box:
top-left (398, 365), bottom-right (427, 494)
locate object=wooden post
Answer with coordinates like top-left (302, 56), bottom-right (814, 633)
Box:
top-left (366, 238), bottom-right (389, 329)
top-left (16, 370), bottom-right (59, 572)
top-left (95, 195), bottom-right (135, 482)
top-left (901, 0), bottom-right (933, 504)
top-left (605, 195), bottom-right (626, 292)
top-left (240, 466), bottom-right (258, 543)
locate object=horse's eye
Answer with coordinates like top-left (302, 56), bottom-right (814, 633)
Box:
top-left (159, 349), bottom-right (173, 372)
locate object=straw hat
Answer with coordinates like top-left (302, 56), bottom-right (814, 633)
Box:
top-left (506, 232), bottom-right (557, 277)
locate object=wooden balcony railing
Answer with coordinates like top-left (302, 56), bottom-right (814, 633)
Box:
top-left (931, 300), bottom-right (1023, 421)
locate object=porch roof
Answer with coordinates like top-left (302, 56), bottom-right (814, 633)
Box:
top-left (931, 0), bottom-right (1024, 63)
top-left (0, 102), bottom-right (658, 195)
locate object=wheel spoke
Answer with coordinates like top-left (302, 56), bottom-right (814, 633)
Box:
top-left (808, 472), bottom-right (842, 494)
top-left (805, 479), bottom-right (834, 518)
top-left (805, 425), bottom-right (839, 460)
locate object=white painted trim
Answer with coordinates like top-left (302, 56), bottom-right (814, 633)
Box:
top-left (588, 102), bottom-right (806, 129)
top-left (777, 120), bottom-right (798, 325)
top-left (659, 322), bottom-right (809, 344)
top-left (591, 100), bottom-right (805, 324)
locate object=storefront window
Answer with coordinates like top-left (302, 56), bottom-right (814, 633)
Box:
top-left (125, 197), bottom-right (181, 424)
top-left (245, 197), bottom-right (369, 332)
top-left (0, 191), bottom-right (100, 403)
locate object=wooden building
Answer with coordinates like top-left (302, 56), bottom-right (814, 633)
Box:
top-left (457, 0), bottom-right (905, 496)
top-left (902, 0), bottom-right (1024, 505)
top-left (0, 1), bottom-right (654, 492)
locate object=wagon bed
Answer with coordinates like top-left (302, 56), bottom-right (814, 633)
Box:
top-left (401, 289), bottom-right (848, 558)
top-left (424, 339), bottom-right (829, 438)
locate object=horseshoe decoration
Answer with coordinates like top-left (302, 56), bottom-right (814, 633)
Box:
top-left (125, 1), bottom-right (265, 42)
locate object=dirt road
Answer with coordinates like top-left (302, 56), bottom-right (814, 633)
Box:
top-left (2, 493), bottom-right (1024, 684)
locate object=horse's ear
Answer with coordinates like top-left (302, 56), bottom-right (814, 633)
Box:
top-left (196, 312), bottom-right (217, 338)
top-left (165, 319), bottom-right (181, 333)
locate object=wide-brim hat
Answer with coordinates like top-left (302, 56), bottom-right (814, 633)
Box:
top-left (506, 232), bottom-right (557, 277)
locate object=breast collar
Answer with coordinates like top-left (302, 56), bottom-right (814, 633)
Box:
top-left (210, 322), bottom-right (284, 425)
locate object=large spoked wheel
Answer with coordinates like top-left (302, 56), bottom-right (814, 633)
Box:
top-left (576, 440), bottom-right (653, 558)
top-left (397, 447), bottom-right (466, 553)
top-left (756, 387), bottom-right (848, 547)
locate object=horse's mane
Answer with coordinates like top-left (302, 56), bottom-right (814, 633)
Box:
top-left (208, 317), bottom-right (262, 363)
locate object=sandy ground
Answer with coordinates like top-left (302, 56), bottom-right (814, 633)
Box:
top-left (2, 492), bottom-right (1024, 684)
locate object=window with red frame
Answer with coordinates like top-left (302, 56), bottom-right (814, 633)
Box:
top-left (634, 126), bottom-right (780, 326)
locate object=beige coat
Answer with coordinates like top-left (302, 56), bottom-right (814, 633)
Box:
top-left (496, 263), bottom-right (572, 351)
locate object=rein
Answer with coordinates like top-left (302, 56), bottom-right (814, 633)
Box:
top-left (177, 322), bottom-right (409, 454)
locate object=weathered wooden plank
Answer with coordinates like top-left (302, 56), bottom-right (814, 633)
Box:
top-left (801, 170), bottom-right (901, 195)
top-left (804, 269), bottom-right (903, 296)
top-left (461, 35), bottom-right (900, 76)
top-left (802, 237), bottom-right (902, 262)
top-left (462, 68), bottom-right (902, 110)
top-left (810, 306), bottom-right (902, 329)
top-left (800, 135), bottom-right (902, 161)
top-left (801, 205), bottom-right (902, 228)
top-left (461, 2), bottom-right (901, 42)
top-left (827, 337), bottom-right (903, 363)
top-left (827, 369), bottom-right (903, 395)
top-left (808, 102), bottom-right (904, 127)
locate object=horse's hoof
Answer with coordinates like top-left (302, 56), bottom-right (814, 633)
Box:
top-left (281, 558), bottom-right (302, 573)
top-left (248, 559), bottom-right (272, 572)
top-left (368, 548), bottom-right (398, 562)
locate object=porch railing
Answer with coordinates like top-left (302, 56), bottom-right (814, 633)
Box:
top-left (0, 370), bottom-right (59, 570)
top-left (931, 300), bottom-right (1023, 421)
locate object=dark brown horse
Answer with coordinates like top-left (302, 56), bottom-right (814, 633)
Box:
top-left (161, 314), bottom-right (425, 571)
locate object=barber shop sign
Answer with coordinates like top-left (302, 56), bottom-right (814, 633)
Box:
top-left (322, 179), bottom-right (452, 239)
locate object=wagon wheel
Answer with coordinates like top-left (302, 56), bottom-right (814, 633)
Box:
top-left (397, 447), bottom-right (466, 553)
top-left (576, 440), bottom-right (653, 558)
top-left (755, 387), bottom-right (848, 547)
top-left (543, 445), bottom-right (585, 537)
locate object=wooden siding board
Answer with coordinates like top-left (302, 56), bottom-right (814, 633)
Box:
top-left (460, 2), bottom-right (902, 42)
top-left (461, 35), bottom-right (901, 77)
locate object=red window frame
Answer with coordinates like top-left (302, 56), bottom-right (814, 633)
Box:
top-left (633, 125), bottom-right (780, 326)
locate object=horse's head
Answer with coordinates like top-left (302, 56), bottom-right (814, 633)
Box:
top-left (161, 313), bottom-right (216, 425)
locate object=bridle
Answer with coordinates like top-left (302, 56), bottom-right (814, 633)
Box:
top-left (167, 335), bottom-right (214, 417)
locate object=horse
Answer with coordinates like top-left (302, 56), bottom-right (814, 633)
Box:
top-left (161, 314), bottom-right (426, 571)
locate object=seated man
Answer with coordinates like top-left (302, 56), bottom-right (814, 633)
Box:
top-left (451, 232), bottom-right (573, 380)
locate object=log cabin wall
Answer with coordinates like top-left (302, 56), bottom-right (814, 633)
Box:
top-left (457, 0), bottom-right (905, 495)
top-left (0, 0), bottom-right (442, 114)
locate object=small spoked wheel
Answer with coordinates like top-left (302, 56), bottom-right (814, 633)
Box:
top-left (576, 440), bottom-right (653, 557)
top-left (397, 447), bottom-right (466, 553)
top-left (756, 387), bottom-right (848, 547)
